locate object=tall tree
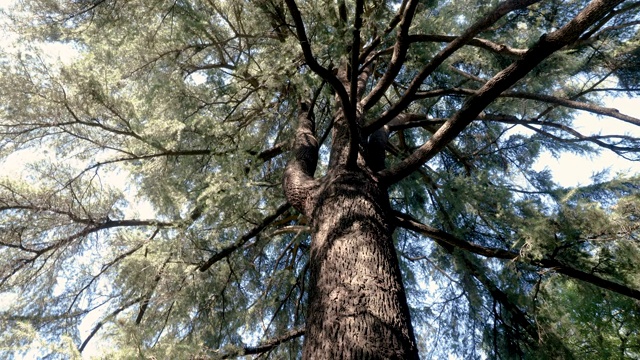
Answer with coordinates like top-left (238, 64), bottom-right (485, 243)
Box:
top-left (1, 0), bottom-right (639, 358)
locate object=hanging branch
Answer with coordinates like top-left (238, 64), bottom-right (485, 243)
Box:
top-left (394, 211), bottom-right (640, 301)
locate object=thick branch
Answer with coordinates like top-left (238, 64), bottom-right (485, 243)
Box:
top-left (249, 141), bottom-right (289, 162)
top-left (394, 211), bottom-right (640, 301)
top-left (365, 0), bottom-right (542, 134)
top-left (379, 0), bottom-right (624, 184)
top-left (283, 102), bottom-right (319, 213)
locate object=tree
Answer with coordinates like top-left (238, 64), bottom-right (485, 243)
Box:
top-left (1, 0), bottom-right (639, 358)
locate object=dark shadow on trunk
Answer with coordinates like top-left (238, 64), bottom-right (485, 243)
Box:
top-left (302, 168), bottom-right (419, 359)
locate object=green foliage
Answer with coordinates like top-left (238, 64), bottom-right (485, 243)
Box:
top-left (0, 0), bottom-right (639, 359)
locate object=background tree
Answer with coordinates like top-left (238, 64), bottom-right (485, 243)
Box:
top-left (1, 0), bottom-right (639, 358)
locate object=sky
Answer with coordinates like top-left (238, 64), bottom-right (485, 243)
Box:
top-left (0, 0), bottom-right (637, 188)
top-left (0, 0), bottom-right (638, 358)
top-left (533, 95), bottom-right (639, 187)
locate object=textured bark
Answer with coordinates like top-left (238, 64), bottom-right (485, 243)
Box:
top-left (300, 168), bottom-right (419, 359)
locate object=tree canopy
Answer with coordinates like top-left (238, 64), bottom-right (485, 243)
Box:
top-left (1, 0), bottom-right (639, 358)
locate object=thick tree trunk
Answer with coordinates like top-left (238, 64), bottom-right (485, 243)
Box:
top-left (301, 168), bottom-right (419, 359)
top-left (282, 93), bottom-right (417, 358)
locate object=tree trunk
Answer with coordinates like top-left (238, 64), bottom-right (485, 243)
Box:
top-left (301, 167), bottom-right (419, 359)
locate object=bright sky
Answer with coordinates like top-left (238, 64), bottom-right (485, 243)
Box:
top-left (533, 96), bottom-right (639, 187)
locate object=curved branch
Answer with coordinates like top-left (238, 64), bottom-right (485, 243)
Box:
top-left (283, 0), bottom-right (353, 120)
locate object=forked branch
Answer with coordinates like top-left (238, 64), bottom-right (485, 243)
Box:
top-left (283, 0), bottom-right (354, 121)
top-left (379, 0), bottom-right (625, 185)
top-left (365, 0), bottom-right (543, 133)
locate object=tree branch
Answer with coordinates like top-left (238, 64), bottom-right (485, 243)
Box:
top-left (409, 34), bottom-right (527, 58)
top-left (283, 0), bottom-right (353, 121)
top-left (379, 0), bottom-right (624, 184)
top-left (350, 0), bottom-right (364, 105)
top-left (501, 91), bottom-right (640, 127)
top-left (393, 211), bottom-right (640, 301)
top-left (217, 327), bottom-right (305, 358)
top-left (198, 203), bottom-right (291, 272)
top-left (411, 86), bottom-right (640, 126)
top-left (365, 0), bottom-right (542, 134)
top-left (79, 295), bottom-right (145, 352)
top-left (482, 113), bottom-right (640, 158)
top-left (360, 0), bottom-right (420, 111)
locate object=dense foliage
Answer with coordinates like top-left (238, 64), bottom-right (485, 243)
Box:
top-left (0, 0), bottom-right (639, 358)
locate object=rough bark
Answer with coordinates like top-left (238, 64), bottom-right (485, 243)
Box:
top-left (283, 98), bottom-right (419, 358)
top-left (282, 1), bottom-right (626, 358)
top-left (301, 168), bottom-right (419, 359)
